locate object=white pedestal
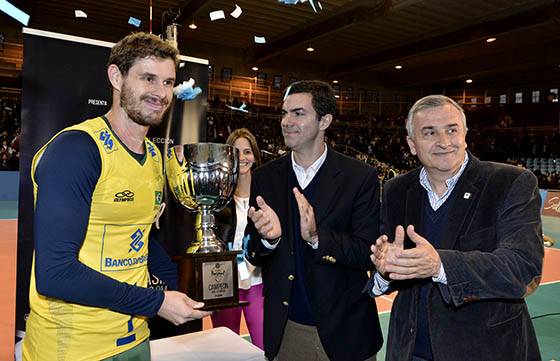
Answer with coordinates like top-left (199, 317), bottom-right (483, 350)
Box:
top-left (150, 327), bottom-right (265, 361)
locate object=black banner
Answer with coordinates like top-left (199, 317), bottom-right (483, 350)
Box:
top-left (16, 29), bottom-right (209, 355)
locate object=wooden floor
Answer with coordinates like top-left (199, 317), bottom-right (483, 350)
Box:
top-left (0, 219), bottom-right (17, 361)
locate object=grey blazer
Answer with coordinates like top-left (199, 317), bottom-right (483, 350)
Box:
top-left (366, 153), bottom-right (544, 361)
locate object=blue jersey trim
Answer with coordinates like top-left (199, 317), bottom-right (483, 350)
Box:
top-left (116, 334), bottom-right (136, 347)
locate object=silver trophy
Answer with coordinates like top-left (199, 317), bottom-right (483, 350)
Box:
top-left (165, 142), bottom-right (239, 253)
top-left (165, 142), bottom-right (244, 310)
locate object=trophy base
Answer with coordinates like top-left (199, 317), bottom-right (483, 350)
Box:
top-left (201, 300), bottom-right (250, 311)
top-left (173, 251), bottom-right (247, 311)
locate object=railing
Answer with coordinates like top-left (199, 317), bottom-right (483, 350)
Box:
top-left (209, 76), bottom-right (282, 108)
top-left (0, 87), bottom-right (22, 101)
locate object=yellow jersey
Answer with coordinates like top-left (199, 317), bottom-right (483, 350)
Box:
top-left (23, 117), bottom-right (164, 361)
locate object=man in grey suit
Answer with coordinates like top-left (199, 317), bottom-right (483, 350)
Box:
top-left (366, 95), bottom-right (544, 361)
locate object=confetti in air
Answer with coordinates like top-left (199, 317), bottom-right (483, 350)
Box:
top-left (74, 10), bottom-right (87, 18)
top-left (226, 102), bottom-right (249, 113)
top-left (209, 10), bottom-right (226, 21)
top-left (230, 5), bottom-right (242, 18)
top-left (174, 79), bottom-right (203, 101)
top-left (128, 16), bottom-right (141, 27)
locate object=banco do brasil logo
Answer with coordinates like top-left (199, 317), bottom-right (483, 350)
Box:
top-left (129, 228), bottom-right (145, 253)
top-left (114, 190), bottom-right (135, 202)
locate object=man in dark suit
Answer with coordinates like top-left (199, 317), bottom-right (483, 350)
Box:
top-left (366, 94), bottom-right (544, 361)
top-left (246, 80), bottom-right (383, 361)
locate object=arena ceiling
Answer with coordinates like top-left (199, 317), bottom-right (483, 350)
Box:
top-left (1, 0), bottom-right (560, 89)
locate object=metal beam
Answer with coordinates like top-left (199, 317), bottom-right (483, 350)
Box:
top-left (329, 1), bottom-right (560, 78)
top-left (249, 0), bottom-right (392, 64)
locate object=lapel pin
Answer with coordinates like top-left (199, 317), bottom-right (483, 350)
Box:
top-left (463, 192), bottom-right (471, 199)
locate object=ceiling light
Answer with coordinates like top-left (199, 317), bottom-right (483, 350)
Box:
top-left (189, 22), bottom-right (197, 30)
top-left (466, 79), bottom-right (473, 84)
top-left (395, 65), bottom-right (403, 70)
top-left (306, 46), bottom-right (315, 52)
top-left (334, 95), bottom-right (340, 98)
top-left (332, 80), bottom-right (339, 84)
top-left (252, 66), bottom-right (259, 71)
top-left (486, 37), bottom-right (496, 43)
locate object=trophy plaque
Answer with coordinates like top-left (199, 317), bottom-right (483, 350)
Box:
top-left (166, 143), bottom-right (247, 310)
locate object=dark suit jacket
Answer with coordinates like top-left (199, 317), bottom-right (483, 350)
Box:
top-left (246, 147), bottom-right (383, 361)
top-left (366, 154), bottom-right (544, 361)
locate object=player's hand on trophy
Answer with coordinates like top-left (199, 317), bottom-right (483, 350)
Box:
top-left (158, 291), bottom-right (212, 325)
top-left (248, 196), bottom-right (282, 241)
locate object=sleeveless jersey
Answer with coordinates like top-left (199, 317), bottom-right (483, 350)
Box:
top-left (23, 117), bottom-right (164, 361)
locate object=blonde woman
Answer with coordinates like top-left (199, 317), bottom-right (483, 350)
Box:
top-left (212, 128), bottom-right (264, 349)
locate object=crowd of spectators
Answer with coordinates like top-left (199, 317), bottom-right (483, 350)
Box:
top-left (206, 101), bottom-right (560, 190)
top-left (0, 98), bottom-right (20, 171)
top-left (1, 94), bottom-right (558, 189)
top-left (533, 171), bottom-right (560, 191)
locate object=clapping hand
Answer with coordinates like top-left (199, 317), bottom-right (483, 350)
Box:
top-left (248, 196), bottom-right (282, 240)
top-left (293, 188), bottom-right (318, 245)
top-left (371, 225), bottom-right (441, 280)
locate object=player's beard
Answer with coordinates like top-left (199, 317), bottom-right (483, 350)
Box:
top-left (120, 82), bottom-right (170, 127)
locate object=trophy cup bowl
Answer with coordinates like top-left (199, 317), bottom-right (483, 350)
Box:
top-left (166, 142), bottom-right (238, 253)
top-left (165, 142), bottom-right (246, 310)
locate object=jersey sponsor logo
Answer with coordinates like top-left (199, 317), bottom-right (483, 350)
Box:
top-left (114, 190), bottom-right (135, 202)
top-left (103, 229), bottom-right (146, 269)
top-left (104, 255), bottom-right (148, 268)
top-left (101, 225), bottom-right (149, 272)
top-left (146, 142), bottom-right (160, 163)
top-left (129, 228), bottom-right (145, 253)
top-left (96, 129), bottom-right (118, 153)
top-left (147, 143), bottom-right (157, 158)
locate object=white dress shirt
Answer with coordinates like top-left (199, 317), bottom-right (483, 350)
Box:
top-left (261, 144), bottom-right (328, 250)
top-left (233, 195), bottom-right (262, 289)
